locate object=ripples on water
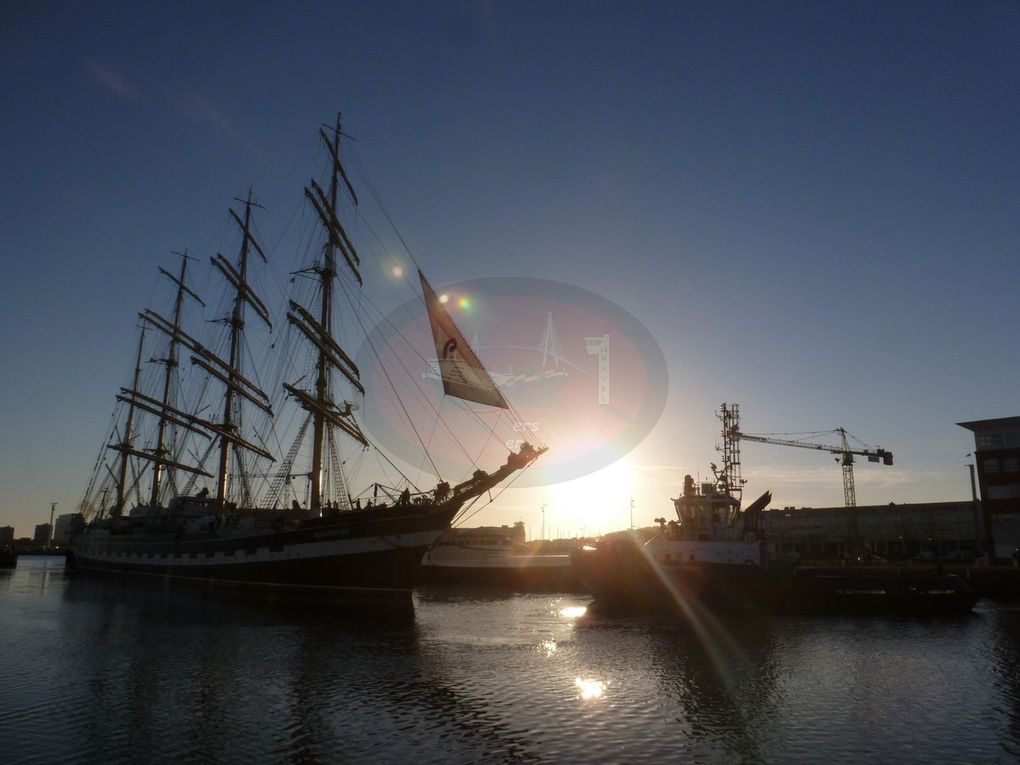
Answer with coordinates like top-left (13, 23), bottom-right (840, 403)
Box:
top-left (2, 557), bottom-right (1019, 763)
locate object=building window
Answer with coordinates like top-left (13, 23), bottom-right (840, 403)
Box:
top-left (985, 459), bottom-right (1001, 473)
top-left (1003, 458), bottom-right (1019, 473)
top-left (978, 433), bottom-right (1004, 449)
top-left (978, 430), bottom-right (1020, 449)
top-left (988, 484), bottom-right (1020, 500)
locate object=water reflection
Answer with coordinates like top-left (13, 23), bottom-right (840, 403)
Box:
top-left (58, 577), bottom-right (434, 762)
top-left (568, 607), bottom-right (775, 761)
top-left (992, 602), bottom-right (1020, 761)
top-left (3, 560), bottom-right (1020, 763)
top-left (647, 612), bottom-right (775, 762)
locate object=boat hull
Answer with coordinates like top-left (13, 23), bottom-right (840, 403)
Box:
top-left (572, 539), bottom-right (979, 616)
top-left (68, 503), bottom-right (460, 603)
top-left (789, 572), bottom-right (981, 615)
top-left (572, 540), bottom-right (790, 615)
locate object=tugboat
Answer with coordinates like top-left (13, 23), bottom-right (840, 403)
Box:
top-left (572, 470), bottom-right (788, 615)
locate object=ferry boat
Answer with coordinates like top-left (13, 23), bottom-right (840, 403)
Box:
top-left (421, 523), bottom-right (580, 591)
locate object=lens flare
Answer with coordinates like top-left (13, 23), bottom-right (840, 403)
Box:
top-left (391, 265), bottom-right (404, 278)
top-left (439, 293), bottom-right (449, 304)
top-left (458, 296), bottom-right (471, 310)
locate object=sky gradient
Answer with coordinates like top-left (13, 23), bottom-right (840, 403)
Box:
top-left (2, 1), bottom-right (1018, 537)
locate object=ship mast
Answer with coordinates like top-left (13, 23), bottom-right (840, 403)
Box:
top-left (149, 252), bottom-right (202, 506)
top-left (213, 189), bottom-right (271, 504)
top-left (309, 125), bottom-right (339, 514)
top-left (118, 253), bottom-right (215, 510)
top-left (113, 326), bottom-right (146, 515)
top-left (285, 112), bottom-right (366, 514)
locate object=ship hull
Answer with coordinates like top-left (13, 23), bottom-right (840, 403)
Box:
top-left (572, 539), bottom-right (979, 616)
top-left (788, 571), bottom-right (980, 615)
top-left (68, 503), bottom-right (460, 603)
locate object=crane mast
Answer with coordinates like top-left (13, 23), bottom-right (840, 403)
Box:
top-left (716, 403), bottom-right (747, 507)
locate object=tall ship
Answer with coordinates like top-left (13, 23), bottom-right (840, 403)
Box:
top-left (68, 114), bottom-right (545, 604)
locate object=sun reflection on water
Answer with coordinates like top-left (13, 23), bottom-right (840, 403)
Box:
top-left (540, 639), bottom-right (558, 656)
top-left (559, 605), bottom-right (587, 619)
top-left (575, 677), bottom-right (607, 700)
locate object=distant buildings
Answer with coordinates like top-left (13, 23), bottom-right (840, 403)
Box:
top-left (0, 526), bottom-right (13, 544)
top-left (958, 416), bottom-right (1020, 558)
top-left (33, 523), bottom-right (51, 547)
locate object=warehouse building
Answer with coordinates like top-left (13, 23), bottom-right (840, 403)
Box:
top-left (763, 501), bottom-right (982, 561)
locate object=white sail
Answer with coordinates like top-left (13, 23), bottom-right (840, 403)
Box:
top-left (419, 271), bottom-right (509, 409)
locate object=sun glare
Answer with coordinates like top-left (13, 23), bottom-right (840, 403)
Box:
top-left (439, 293), bottom-right (449, 304)
top-left (546, 459), bottom-right (634, 538)
top-left (391, 265), bottom-right (404, 278)
top-left (575, 677), bottom-right (607, 701)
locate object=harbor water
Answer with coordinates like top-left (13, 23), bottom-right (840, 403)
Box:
top-left (2, 556), bottom-right (1019, 763)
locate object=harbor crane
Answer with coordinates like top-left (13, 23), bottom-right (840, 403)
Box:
top-left (718, 404), bottom-right (892, 509)
top-left (733, 428), bottom-right (892, 508)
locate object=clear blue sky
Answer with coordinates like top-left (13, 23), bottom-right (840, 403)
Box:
top-left (2, 1), bottom-right (1018, 537)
